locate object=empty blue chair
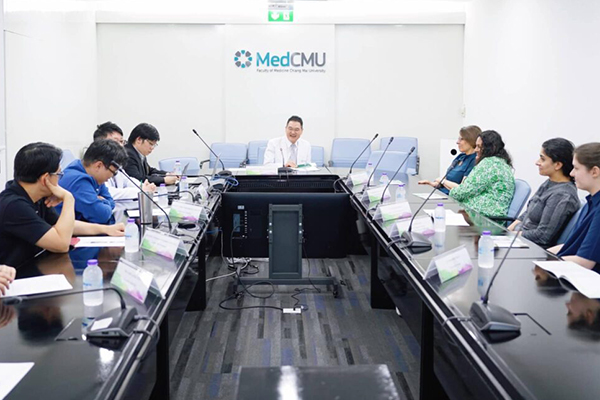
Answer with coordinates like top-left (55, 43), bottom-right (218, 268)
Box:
top-left (380, 137), bottom-right (419, 175)
top-left (329, 138), bottom-right (372, 168)
top-left (159, 157), bottom-right (200, 175)
top-left (507, 179), bottom-right (532, 220)
top-left (247, 140), bottom-right (268, 165)
top-left (367, 150), bottom-right (410, 177)
top-left (557, 201), bottom-right (585, 244)
top-left (311, 146), bottom-right (325, 167)
top-left (209, 143), bottom-right (248, 168)
top-left (60, 149), bottom-right (77, 170)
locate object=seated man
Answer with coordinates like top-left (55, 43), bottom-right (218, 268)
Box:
top-left (124, 123), bottom-right (177, 186)
top-left (93, 121), bottom-right (156, 201)
top-left (264, 115), bottom-right (311, 167)
top-left (0, 143), bottom-right (124, 267)
top-left (57, 139), bottom-right (127, 224)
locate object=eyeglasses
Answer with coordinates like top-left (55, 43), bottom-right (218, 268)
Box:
top-left (145, 140), bottom-right (158, 148)
top-left (104, 163), bottom-right (120, 176)
top-left (50, 171), bottom-right (64, 178)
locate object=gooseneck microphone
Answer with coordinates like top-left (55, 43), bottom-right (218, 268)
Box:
top-left (2, 287), bottom-right (126, 308)
top-left (367, 137), bottom-right (394, 188)
top-left (278, 148), bottom-right (293, 174)
top-left (401, 158), bottom-right (459, 252)
top-left (112, 162), bottom-right (173, 232)
top-left (347, 133), bottom-right (379, 177)
top-left (379, 146), bottom-right (416, 205)
top-left (469, 226), bottom-right (522, 333)
top-left (191, 129), bottom-right (232, 177)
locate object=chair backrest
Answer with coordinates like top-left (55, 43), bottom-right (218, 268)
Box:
top-left (366, 150), bottom-right (410, 177)
top-left (210, 143), bottom-right (248, 168)
top-left (507, 179), bottom-right (532, 219)
top-left (380, 137), bottom-right (419, 174)
top-left (311, 146), bottom-right (325, 167)
top-left (247, 140), bottom-right (268, 165)
top-left (329, 138), bottom-right (372, 168)
top-left (159, 157), bottom-right (200, 175)
top-left (257, 146), bottom-right (267, 165)
top-left (60, 149), bottom-right (77, 171)
top-left (557, 201), bottom-right (586, 245)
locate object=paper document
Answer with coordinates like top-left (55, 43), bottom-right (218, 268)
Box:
top-left (0, 362), bottom-right (35, 400)
top-left (414, 193), bottom-right (448, 200)
top-left (491, 236), bottom-right (529, 248)
top-left (424, 209), bottom-right (469, 226)
top-left (1, 274), bottom-right (72, 298)
top-left (74, 236), bottom-right (126, 248)
top-left (534, 261), bottom-right (600, 299)
top-left (127, 207), bottom-right (170, 218)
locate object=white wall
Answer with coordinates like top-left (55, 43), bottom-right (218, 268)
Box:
top-left (0, 0), bottom-right (6, 187)
top-left (464, 0), bottom-right (600, 192)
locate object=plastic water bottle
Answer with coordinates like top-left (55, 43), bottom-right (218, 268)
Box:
top-left (397, 183), bottom-right (406, 202)
top-left (158, 184), bottom-right (168, 207)
top-left (180, 176), bottom-right (189, 192)
top-left (83, 259), bottom-right (103, 306)
top-left (478, 231), bottom-right (495, 269)
top-left (124, 218), bottom-right (139, 253)
top-left (365, 162), bottom-right (374, 175)
top-left (434, 203), bottom-right (446, 232)
top-left (379, 172), bottom-right (390, 186)
top-left (477, 267), bottom-right (494, 298)
top-left (173, 160), bottom-right (182, 175)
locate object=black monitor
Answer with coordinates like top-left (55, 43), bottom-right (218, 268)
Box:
top-left (221, 192), bottom-right (352, 258)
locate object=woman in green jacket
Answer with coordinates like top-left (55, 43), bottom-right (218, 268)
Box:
top-left (450, 130), bottom-right (515, 217)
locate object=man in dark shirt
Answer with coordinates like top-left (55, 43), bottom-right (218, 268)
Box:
top-left (124, 123), bottom-right (177, 186)
top-left (0, 143), bottom-right (125, 267)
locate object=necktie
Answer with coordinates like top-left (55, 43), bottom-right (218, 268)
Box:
top-left (290, 143), bottom-right (298, 164)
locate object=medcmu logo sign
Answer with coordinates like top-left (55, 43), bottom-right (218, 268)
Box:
top-left (234, 50), bottom-right (252, 68)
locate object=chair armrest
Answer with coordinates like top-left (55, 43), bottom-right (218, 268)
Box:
top-left (199, 159), bottom-right (210, 168)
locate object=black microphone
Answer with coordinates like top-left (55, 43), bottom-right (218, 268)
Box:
top-left (379, 146), bottom-right (416, 205)
top-left (367, 137), bottom-right (394, 188)
top-left (278, 147), bottom-right (293, 174)
top-left (401, 158), bottom-right (459, 252)
top-left (347, 133), bottom-right (379, 177)
top-left (469, 227), bottom-right (522, 333)
top-left (191, 129), bottom-right (232, 177)
top-left (112, 161), bottom-right (173, 232)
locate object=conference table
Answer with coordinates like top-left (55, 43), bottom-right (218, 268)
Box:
top-left (2, 166), bottom-right (599, 400)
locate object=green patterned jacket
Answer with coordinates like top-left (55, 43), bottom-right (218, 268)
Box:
top-left (449, 156), bottom-right (515, 218)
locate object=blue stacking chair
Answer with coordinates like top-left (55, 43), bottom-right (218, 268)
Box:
top-left (557, 201), bottom-right (585, 244)
top-left (367, 151), bottom-right (410, 178)
top-left (490, 178), bottom-right (532, 225)
top-left (247, 140), bottom-right (268, 165)
top-left (207, 143), bottom-right (248, 168)
top-left (60, 149), bottom-right (77, 170)
top-left (311, 146), bottom-right (325, 167)
top-left (380, 137), bottom-right (419, 175)
top-left (329, 138), bottom-right (372, 168)
top-left (257, 147), bottom-right (267, 165)
top-left (159, 157), bottom-right (200, 175)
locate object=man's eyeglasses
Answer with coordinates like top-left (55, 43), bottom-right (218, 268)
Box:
top-left (105, 163), bottom-right (120, 176)
top-left (145, 140), bottom-right (158, 148)
top-left (50, 171), bottom-right (64, 178)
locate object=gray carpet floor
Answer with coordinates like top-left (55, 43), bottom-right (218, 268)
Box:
top-left (169, 255), bottom-right (419, 399)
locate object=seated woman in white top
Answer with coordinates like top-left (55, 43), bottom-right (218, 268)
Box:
top-left (263, 115), bottom-right (311, 167)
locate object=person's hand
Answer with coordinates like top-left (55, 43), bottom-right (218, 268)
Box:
top-left (98, 196), bottom-right (106, 201)
top-left (44, 176), bottom-right (72, 207)
top-left (0, 303), bottom-right (15, 329)
top-left (0, 265), bottom-right (16, 296)
top-left (285, 162), bottom-right (298, 168)
top-left (104, 223), bottom-right (125, 237)
top-left (418, 180), bottom-right (435, 187)
top-left (142, 180), bottom-right (157, 193)
top-left (164, 175), bottom-right (178, 185)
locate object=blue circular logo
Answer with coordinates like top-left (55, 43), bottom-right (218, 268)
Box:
top-left (234, 50), bottom-right (252, 68)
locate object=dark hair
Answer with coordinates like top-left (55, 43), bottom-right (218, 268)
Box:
top-left (478, 130), bottom-right (512, 167)
top-left (286, 115), bottom-right (303, 128)
top-left (542, 138), bottom-right (575, 180)
top-left (459, 125), bottom-right (481, 148)
top-left (82, 139), bottom-right (128, 168)
top-left (93, 121), bottom-right (123, 141)
top-left (14, 142), bottom-right (62, 183)
top-left (574, 143), bottom-right (600, 171)
top-left (128, 123), bottom-right (160, 145)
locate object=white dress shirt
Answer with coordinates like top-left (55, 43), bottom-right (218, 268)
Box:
top-left (263, 136), bottom-right (311, 166)
top-left (106, 170), bottom-right (141, 202)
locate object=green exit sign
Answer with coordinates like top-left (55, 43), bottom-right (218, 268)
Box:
top-left (268, 10), bottom-right (294, 22)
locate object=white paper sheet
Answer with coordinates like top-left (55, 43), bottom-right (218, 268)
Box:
top-left (424, 209), bottom-right (469, 226)
top-left (1, 275), bottom-right (73, 298)
top-left (534, 261), bottom-right (600, 299)
top-left (127, 207), bottom-right (171, 218)
top-left (413, 193), bottom-right (448, 200)
top-left (491, 236), bottom-right (529, 248)
top-left (0, 362), bottom-right (35, 400)
top-left (74, 236), bottom-right (126, 248)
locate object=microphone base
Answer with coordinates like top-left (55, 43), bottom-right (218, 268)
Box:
top-left (469, 301), bottom-right (521, 332)
top-left (278, 167), bottom-right (294, 174)
top-left (400, 231), bottom-right (433, 253)
top-left (86, 306), bottom-right (138, 339)
top-left (216, 170), bottom-right (232, 177)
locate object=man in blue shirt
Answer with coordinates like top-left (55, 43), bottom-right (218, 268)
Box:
top-left (57, 139), bottom-right (128, 224)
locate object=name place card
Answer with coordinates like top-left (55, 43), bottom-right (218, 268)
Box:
top-left (425, 245), bottom-right (473, 283)
top-left (110, 258), bottom-right (154, 303)
top-left (141, 228), bottom-right (183, 260)
top-left (374, 201), bottom-right (412, 222)
top-left (346, 171), bottom-right (369, 187)
top-left (390, 216), bottom-right (434, 238)
top-left (169, 200), bottom-right (205, 222)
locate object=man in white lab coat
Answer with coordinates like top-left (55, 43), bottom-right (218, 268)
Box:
top-left (263, 116), bottom-right (311, 167)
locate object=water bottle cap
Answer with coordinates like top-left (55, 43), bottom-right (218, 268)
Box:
top-left (87, 259), bottom-right (98, 266)
top-left (382, 172), bottom-right (388, 175)
top-left (160, 183), bottom-right (166, 187)
top-left (482, 231), bottom-right (491, 235)
top-left (127, 218), bottom-right (135, 223)
top-left (176, 160), bottom-right (180, 162)
top-left (399, 183), bottom-right (405, 187)
top-left (181, 176), bottom-right (187, 180)
top-left (437, 203), bottom-right (444, 207)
